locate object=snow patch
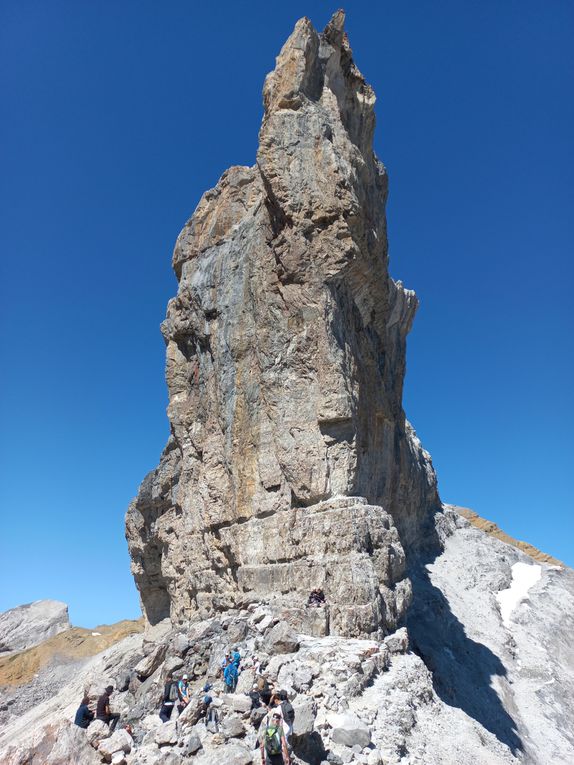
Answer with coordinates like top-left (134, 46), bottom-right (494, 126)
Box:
top-left (496, 561), bottom-right (541, 628)
top-left (91, 632), bottom-right (102, 636)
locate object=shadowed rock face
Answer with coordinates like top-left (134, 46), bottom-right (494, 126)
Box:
top-left (126, 12), bottom-right (441, 632)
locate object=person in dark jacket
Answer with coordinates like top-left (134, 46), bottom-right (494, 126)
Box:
top-left (96, 685), bottom-right (120, 731)
top-left (159, 673), bottom-right (176, 722)
top-left (74, 696), bottom-right (94, 729)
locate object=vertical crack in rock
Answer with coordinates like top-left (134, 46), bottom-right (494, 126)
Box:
top-left (126, 12), bottom-right (442, 636)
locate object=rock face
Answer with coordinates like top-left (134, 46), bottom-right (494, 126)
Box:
top-left (0, 600), bottom-right (70, 653)
top-left (126, 11), bottom-right (440, 634)
top-left (0, 512), bottom-right (573, 765)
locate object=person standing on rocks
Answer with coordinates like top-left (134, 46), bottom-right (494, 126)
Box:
top-left (224, 659), bottom-right (239, 693)
top-left (261, 711), bottom-right (289, 765)
top-left (159, 672), bottom-right (178, 722)
top-left (177, 673), bottom-right (191, 711)
top-left (96, 685), bottom-right (120, 732)
top-left (73, 695), bottom-right (94, 729)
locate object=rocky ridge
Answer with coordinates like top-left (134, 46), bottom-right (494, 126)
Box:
top-left (0, 600), bottom-right (70, 653)
top-left (0, 510), bottom-right (573, 765)
top-left (1, 11), bottom-right (573, 765)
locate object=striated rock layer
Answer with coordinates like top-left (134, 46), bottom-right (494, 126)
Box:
top-left (126, 12), bottom-right (440, 634)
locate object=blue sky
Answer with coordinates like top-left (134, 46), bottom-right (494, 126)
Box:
top-left (1, 0), bottom-right (572, 627)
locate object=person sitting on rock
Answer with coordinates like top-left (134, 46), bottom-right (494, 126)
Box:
top-left (177, 673), bottom-right (191, 711)
top-left (74, 695), bottom-right (94, 729)
top-left (159, 672), bottom-right (178, 722)
top-left (307, 588), bottom-right (326, 607)
top-left (96, 685), bottom-right (120, 732)
top-left (260, 711), bottom-right (290, 765)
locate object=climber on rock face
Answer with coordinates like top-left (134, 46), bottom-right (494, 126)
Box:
top-left (96, 685), bottom-right (120, 732)
top-left (307, 588), bottom-right (326, 607)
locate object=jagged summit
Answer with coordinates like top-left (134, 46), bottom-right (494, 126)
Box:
top-left (126, 14), bottom-right (440, 635)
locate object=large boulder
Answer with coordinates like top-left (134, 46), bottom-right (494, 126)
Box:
top-left (292, 697), bottom-right (317, 736)
top-left (86, 719), bottom-right (112, 747)
top-left (134, 644), bottom-right (167, 679)
top-left (45, 723), bottom-right (101, 765)
top-left (195, 742), bottom-right (253, 765)
top-left (221, 693), bottom-right (253, 714)
top-left (155, 720), bottom-right (178, 746)
top-left (327, 712), bottom-right (371, 748)
top-left (221, 714), bottom-right (246, 739)
top-left (98, 728), bottom-right (133, 760)
top-left (264, 622), bottom-right (300, 655)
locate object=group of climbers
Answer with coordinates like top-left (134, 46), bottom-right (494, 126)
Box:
top-left (74, 685), bottom-right (120, 732)
top-left (155, 646), bottom-right (295, 765)
top-left (72, 621), bottom-right (318, 765)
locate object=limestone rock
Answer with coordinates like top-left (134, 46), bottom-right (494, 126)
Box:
top-left (125, 11), bottom-right (440, 637)
top-left (264, 621), bottom-right (300, 655)
top-left (221, 693), bottom-right (252, 714)
top-left (155, 720), bottom-right (178, 746)
top-left (98, 728), bottom-right (133, 759)
top-left (383, 627), bottom-right (409, 655)
top-left (195, 742), bottom-right (254, 765)
top-left (45, 723), bottom-right (101, 765)
top-left (235, 667), bottom-right (256, 693)
top-left (221, 714), bottom-right (246, 739)
top-left (86, 718), bottom-right (112, 746)
top-left (292, 696), bottom-right (317, 736)
top-left (328, 712), bottom-right (371, 748)
top-left (134, 643), bottom-right (167, 679)
top-left (183, 733), bottom-right (203, 755)
top-left (0, 600), bottom-right (70, 653)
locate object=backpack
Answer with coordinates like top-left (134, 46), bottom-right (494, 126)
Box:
top-left (264, 725), bottom-right (282, 756)
top-left (205, 706), bottom-right (219, 733)
top-left (168, 682), bottom-right (179, 702)
top-left (281, 699), bottom-right (295, 725)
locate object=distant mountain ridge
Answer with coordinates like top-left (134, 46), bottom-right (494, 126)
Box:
top-left (451, 505), bottom-right (564, 566)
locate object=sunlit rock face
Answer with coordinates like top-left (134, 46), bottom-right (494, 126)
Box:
top-left (126, 11), bottom-right (440, 633)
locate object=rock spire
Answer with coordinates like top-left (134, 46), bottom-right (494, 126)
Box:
top-left (126, 12), bottom-right (441, 636)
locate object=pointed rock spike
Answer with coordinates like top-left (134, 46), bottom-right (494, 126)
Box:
top-left (323, 9), bottom-right (346, 45)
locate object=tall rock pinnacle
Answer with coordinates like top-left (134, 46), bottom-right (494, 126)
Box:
top-left (126, 13), bottom-right (441, 636)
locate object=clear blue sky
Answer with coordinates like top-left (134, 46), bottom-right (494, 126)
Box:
top-left (1, 1), bottom-right (572, 628)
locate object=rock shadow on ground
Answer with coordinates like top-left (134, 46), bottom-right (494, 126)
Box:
top-left (407, 521), bottom-right (522, 755)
